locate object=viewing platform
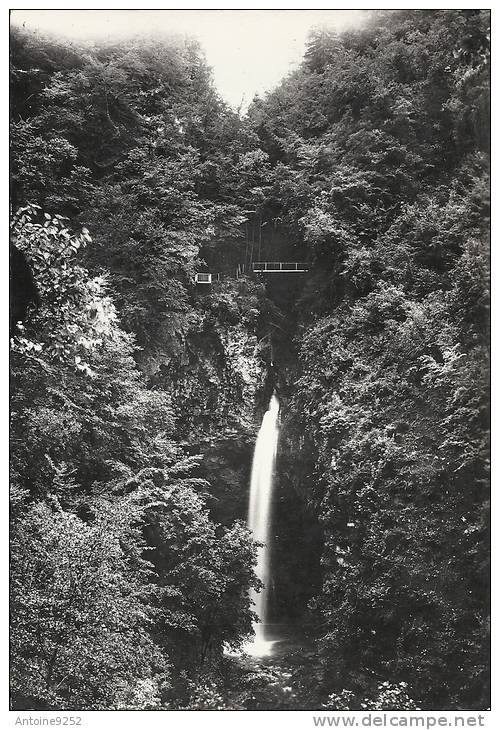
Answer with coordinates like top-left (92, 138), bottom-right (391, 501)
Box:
top-left (252, 262), bottom-right (309, 273)
top-left (194, 273), bottom-right (220, 284)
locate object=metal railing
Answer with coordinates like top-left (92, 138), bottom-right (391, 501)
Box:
top-left (252, 262), bottom-right (308, 272)
top-left (194, 264), bottom-right (308, 284)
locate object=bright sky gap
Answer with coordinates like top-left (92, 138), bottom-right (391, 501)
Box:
top-left (10, 9), bottom-right (368, 110)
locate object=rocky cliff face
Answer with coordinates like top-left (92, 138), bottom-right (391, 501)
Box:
top-left (137, 277), bottom-right (268, 524)
top-left (136, 271), bottom-right (323, 618)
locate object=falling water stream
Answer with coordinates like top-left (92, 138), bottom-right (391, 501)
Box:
top-left (244, 392), bottom-right (280, 657)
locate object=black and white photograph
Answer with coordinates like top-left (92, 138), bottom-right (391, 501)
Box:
top-left (8, 6), bottom-right (491, 720)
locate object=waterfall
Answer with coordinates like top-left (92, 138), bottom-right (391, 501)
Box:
top-left (245, 392), bottom-right (280, 657)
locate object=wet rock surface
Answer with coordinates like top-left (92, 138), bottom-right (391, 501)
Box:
top-left (222, 624), bottom-right (323, 710)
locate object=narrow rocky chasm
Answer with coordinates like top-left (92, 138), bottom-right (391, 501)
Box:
top-left (147, 254), bottom-right (325, 638)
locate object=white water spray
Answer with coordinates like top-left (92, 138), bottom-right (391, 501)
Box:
top-left (245, 393), bottom-right (280, 657)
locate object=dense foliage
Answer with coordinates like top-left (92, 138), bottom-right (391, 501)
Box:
top-left (251, 9), bottom-right (489, 709)
top-left (10, 10), bottom-right (489, 711)
top-left (10, 206), bottom-right (259, 709)
top-left (10, 30), bottom-right (263, 708)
